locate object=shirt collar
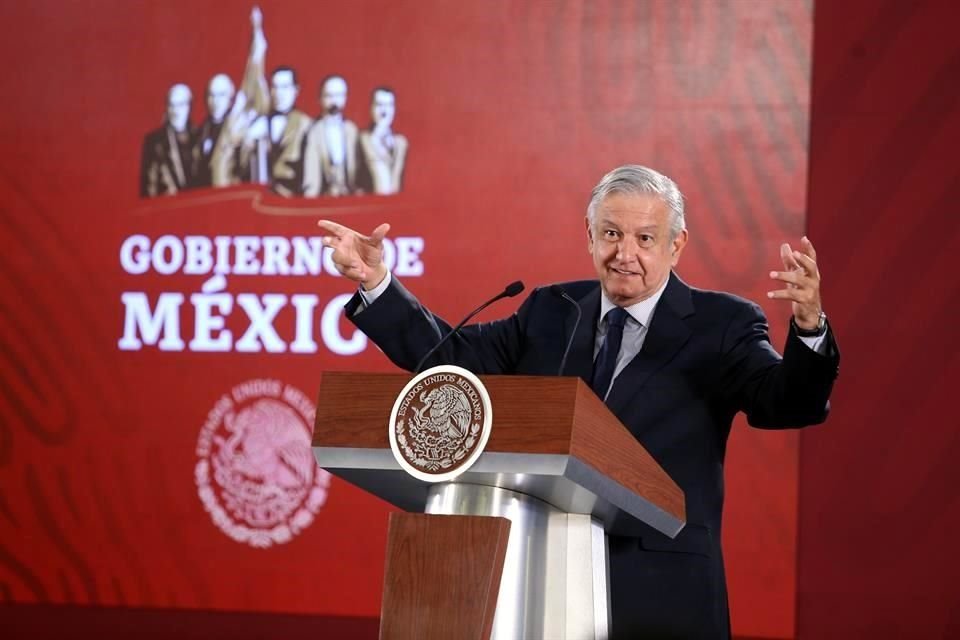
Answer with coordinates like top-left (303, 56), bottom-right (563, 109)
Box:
top-left (598, 274), bottom-right (670, 328)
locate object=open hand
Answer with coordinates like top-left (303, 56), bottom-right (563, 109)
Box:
top-left (767, 236), bottom-right (823, 330)
top-left (318, 220), bottom-right (391, 289)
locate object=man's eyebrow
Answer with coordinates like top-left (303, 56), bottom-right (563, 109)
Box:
top-left (598, 220), bottom-right (659, 233)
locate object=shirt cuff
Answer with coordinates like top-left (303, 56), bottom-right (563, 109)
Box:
top-left (799, 332), bottom-right (828, 355)
top-left (358, 271), bottom-right (392, 308)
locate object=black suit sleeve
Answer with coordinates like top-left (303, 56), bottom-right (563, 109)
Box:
top-left (346, 276), bottom-right (530, 374)
top-left (720, 300), bottom-right (839, 428)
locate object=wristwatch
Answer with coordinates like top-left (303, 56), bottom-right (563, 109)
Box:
top-left (792, 311), bottom-right (827, 337)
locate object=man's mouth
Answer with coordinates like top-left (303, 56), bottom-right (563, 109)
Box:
top-left (610, 267), bottom-right (639, 276)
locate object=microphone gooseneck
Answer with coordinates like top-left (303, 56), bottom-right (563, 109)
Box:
top-left (549, 285), bottom-right (582, 376)
top-left (413, 281), bottom-right (525, 373)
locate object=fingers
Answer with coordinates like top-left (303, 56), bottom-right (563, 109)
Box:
top-left (800, 235), bottom-right (817, 262)
top-left (767, 288), bottom-right (807, 302)
top-left (318, 219), bottom-right (391, 244)
top-left (771, 255), bottom-right (818, 282)
top-left (367, 222), bottom-right (391, 245)
top-left (769, 269), bottom-right (808, 286)
top-left (769, 238), bottom-right (823, 323)
top-left (769, 238), bottom-right (819, 297)
top-left (317, 221), bottom-right (356, 275)
top-left (792, 250), bottom-right (819, 276)
top-left (783, 236), bottom-right (818, 275)
top-left (767, 277), bottom-right (819, 302)
top-left (780, 243), bottom-right (800, 272)
top-left (317, 219), bottom-right (352, 237)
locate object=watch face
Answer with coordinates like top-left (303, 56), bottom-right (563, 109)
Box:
top-left (815, 313), bottom-right (827, 333)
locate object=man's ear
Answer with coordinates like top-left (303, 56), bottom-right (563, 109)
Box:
top-left (670, 229), bottom-right (688, 266)
top-left (585, 216), bottom-right (594, 252)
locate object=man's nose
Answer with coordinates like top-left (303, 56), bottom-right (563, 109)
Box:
top-left (616, 236), bottom-right (639, 260)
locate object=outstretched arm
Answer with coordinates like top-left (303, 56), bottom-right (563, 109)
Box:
top-left (240, 6), bottom-right (270, 115)
top-left (345, 274), bottom-right (527, 374)
top-left (318, 218), bottom-right (527, 374)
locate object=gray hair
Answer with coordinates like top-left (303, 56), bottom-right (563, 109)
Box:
top-left (587, 165), bottom-right (686, 239)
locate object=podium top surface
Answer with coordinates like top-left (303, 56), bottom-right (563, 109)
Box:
top-left (313, 372), bottom-right (685, 537)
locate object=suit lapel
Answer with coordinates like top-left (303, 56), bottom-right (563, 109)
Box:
top-left (563, 286), bottom-right (601, 383)
top-left (606, 272), bottom-right (694, 416)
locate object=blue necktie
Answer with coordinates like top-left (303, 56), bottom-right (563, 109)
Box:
top-left (591, 307), bottom-right (629, 400)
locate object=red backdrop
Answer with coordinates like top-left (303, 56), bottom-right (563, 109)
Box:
top-left (798, 0), bottom-right (960, 637)
top-left (0, 2), bottom-right (820, 638)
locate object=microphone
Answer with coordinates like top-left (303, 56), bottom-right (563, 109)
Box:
top-left (550, 285), bottom-right (582, 376)
top-left (414, 280), bottom-right (525, 373)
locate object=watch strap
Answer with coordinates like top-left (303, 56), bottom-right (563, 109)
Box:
top-left (792, 311), bottom-right (827, 337)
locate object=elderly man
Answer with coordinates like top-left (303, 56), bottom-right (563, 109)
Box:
top-left (318, 165), bottom-right (839, 638)
top-left (190, 73), bottom-right (235, 189)
top-left (356, 86), bottom-right (408, 195)
top-left (303, 75), bottom-right (359, 197)
top-left (140, 83), bottom-right (193, 197)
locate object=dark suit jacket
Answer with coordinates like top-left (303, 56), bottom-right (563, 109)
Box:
top-left (189, 117), bottom-right (224, 189)
top-left (139, 124), bottom-right (192, 197)
top-left (347, 272), bottom-right (839, 639)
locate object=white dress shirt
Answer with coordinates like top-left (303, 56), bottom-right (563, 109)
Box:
top-left (592, 277), bottom-right (669, 397)
top-left (323, 114), bottom-right (346, 166)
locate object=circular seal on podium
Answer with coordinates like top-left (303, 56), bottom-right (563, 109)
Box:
top-left (388, 365), bottom-right (493, 483)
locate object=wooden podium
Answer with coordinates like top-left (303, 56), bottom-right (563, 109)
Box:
top-left (313, 372), bottom-right (684, 640)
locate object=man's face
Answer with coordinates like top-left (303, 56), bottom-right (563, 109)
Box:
top-left (586, 192), bottom-right (688, 306)
top-left (271, 70), bottom-right (298, 114)
top-left (371, 90), bottom-right (395, 127)
top-left (322, 77), bottom-right (348, 115)
top-left (166, 84), bottom-right (191, 132)
top-left (206, 74), bottom-right (234, 122)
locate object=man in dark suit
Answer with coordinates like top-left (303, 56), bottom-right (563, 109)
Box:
top-left (190, 73), bottom-right (234, 189)
top-left (140, 83), bottom-right (193, 197)
top-left (318, 165), bottom-right (839, 639)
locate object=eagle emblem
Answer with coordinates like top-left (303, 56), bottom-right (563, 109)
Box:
top-left (389, 366), bottom-right (492, 482)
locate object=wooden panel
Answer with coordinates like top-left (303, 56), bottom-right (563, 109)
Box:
top-left (314, 372), bottom-right (579, 453)
top-left (568, 383), bottom-right (685, 522)
top-left (315, 372), bottom-right (683, 522)
top-left (379, 514), bottom-right (510, 640)
top-left (314, 372), bottom-right (408, 448)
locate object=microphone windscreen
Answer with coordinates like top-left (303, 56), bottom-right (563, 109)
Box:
top-left (504, 281), bottom-right (525, 297)
top-left (549, 284), bottom-right (566, 297)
